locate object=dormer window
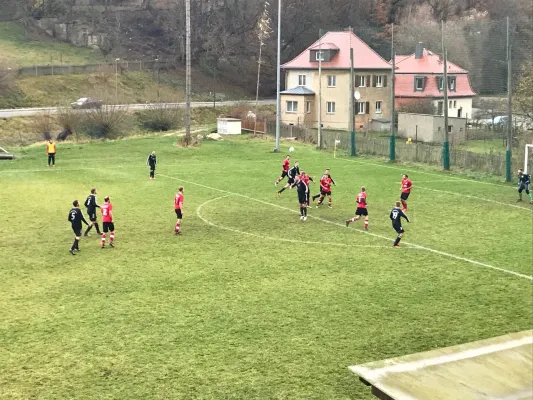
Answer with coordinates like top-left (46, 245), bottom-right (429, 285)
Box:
top-left (309, 47), bottom-right (338, 62)
top-left (414, 76), bottom-right (426, 92)
top-left (448, 76), bottom-right (456, 92)
top-left (315, 51), bottom-right (325, 61)
top-left (437, 76), bottom-right (444, 91)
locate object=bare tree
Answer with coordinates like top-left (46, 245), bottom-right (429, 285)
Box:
top-left (253, 1), bottom-right (272, 134)
top-left (515, 60), bottom-right (533, 125)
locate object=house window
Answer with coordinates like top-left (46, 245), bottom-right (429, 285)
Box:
top-left (326, 101), bottom-right (336, 114)
top-left (327, 75), bottom-right (336, 87)
top-left (376, 75), bottom-right (383, 87)
top-left (358, 75), bottom-right (366, 87)
top-left (415, 77), bottom-right (425, 91)
top-left (306, 101), bottom-right (311, 114)
top-left (298, 75), bottom-right (306, 86)
top-left (315, 51), bottom-right (325, 61)
top-left (453, 100), bottom-right (457, 108)
top-left (375, 101), bottom-right (382, 114)
top-left (357, 102), bottom-right (366, 114)
top-left (286, 101), bottom-right (298, 113)
top-left (437, 76), bottom-right (444, 91)
top-left (449, 100), bottom-right (453, 108)
top-left (448, 76), bottom-right (456, 92)
top-left (437, 101), bottom-right (443, 115)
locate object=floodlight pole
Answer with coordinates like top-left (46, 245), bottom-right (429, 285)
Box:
top-left (274, 0), bottom-right (281, 152)
top-left (318, 28), bottom-right (323, 149)
top-left (505, 16), bottom-right (512, 182)
top-left (441, 21), bottom-right (450, 170)
top-left (185, 0), bottom-right (191, 141)
top-left (390, 23), bottom-right (396, 161)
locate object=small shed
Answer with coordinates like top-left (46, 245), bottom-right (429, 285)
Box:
top-left (217, 118), bottom-right (242, 135)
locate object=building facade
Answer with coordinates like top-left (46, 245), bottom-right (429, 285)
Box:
top-left (394, 44), bottom-right (476, 119)
top-left (280, 31), bottom-right (392, 131)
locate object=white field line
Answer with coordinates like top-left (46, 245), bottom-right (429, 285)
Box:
top-left (417, 186), bottom-right (533, 212)
top-left (414, 179), bottom-right (474, 183)
top-left (159, 174), bottom-right (533, 281)
top-left (196, 195), bottom-right (393, 249)
top-left (349, 335), bottom-right (533, 381)
top-left (334, 155), bottom-right (515, 189)
top-left (0, 159), bottom-right (275, 174)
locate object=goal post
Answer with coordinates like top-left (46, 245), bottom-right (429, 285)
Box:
top-left (525, 144), bottom-right (533, 174)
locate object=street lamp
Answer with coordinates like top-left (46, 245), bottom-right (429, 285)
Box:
top-left (155, 57), bottom-right (160, 101)
top-left (115, 58), bottom-right (120, 104)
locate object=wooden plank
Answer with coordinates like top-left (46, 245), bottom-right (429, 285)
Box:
top-left (349, 330), bottom-right (533, 400)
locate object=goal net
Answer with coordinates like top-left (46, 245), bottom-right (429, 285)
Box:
top-left (525, 144), bottom-right (533, 174)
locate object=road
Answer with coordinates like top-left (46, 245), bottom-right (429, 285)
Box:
top-left (0, 100), bottom-right (276, 118)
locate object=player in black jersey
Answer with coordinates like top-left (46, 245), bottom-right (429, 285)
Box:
top-left (390, 201), bottom-right (410, 247)
top-left (68, 200), bottom-right (89, 255)
top-left (84, 188), bottom-right (102, 236)
top-left (278, 161), bottom-right (300, 197)
top-left (147, 151), bottom-right (157, 180)
top-left (291, 171), bottom-right (309, 221)
top-left (517, 169), bottom-right (532, 203)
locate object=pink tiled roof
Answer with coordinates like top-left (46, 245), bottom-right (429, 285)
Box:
top-left (282, 31), bottom-right (391, 70)
top-left (395, 74), bottom-right (476, 98)
top-left (393, 49), bottom-right (467, 74)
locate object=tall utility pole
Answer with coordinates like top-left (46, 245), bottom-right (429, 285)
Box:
top-left (274, 0), bottom-right (281, 152)
top-left (441, 21), bottom-right (450, 170)
top-left (318, 29), bottom-right (323, 149)
top-left (349, 27), bottom-right (355, 156)
top-left (505, 16), bottom-right (512, 182)
top-left (390, 24), bottom-right (396, 162)
top-left (185, 0), bottom-right (191, 143)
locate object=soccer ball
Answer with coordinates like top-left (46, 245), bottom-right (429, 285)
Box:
top-left (289, 146), bottom-right (295, 152)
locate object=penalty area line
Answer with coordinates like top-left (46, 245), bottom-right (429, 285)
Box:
top-left (159, 174), bottom-right (533, 281)
top-left (196, 195), bottom-right (393, 249)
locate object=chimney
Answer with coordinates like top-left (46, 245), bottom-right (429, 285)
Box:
top-left (415, 42), bottom-right (424, 59)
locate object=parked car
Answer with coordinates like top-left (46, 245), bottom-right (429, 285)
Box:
top-left (71, 98), bottom-right (103, 109)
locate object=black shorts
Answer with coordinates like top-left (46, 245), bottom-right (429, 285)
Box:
top-left (72, 225), bottom-right (82, 237)
top-left (320, 189), bottom-right (332, 196)
top-left (518, 183), bottom-right (530, 193)
top-left (355, 207), bottom-right (368, 216)
top-left (87, 210), bottom-right (97, 222)
top-left (401, 192), bottom-right (410, 201)
top-left (298, 191), bottom-right (307, 204)
top-left (175, 209), bottom-right (183, 219)
top-left (103, 222), bottom-right (115, 233)
top-left (280, 170), bottom-right (288, 178)
top-left (393, 224), bottom-right (405, 234)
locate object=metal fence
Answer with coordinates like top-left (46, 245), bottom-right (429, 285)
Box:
top-left (10, 60), bottom-right (174, 77)
top-left (267, 121), bottom-right (523, 177)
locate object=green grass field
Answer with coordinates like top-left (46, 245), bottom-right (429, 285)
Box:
top-left (0, 136), bottom-right (532, 399)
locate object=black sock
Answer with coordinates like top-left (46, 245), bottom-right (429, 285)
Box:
top-left (71, 239), bottom-right (77, 251)
top-left (94, 223), bottom-right (101, 234)
top-left (394, 236), bottom-right (401, 246)
top-left (279, 187), bottom-right (286, 194)
top-left (85, 225), bottom-right (92, 235)
top-left (312, 194), bottom-right (319, 200)
top-left (75, 239), bottom-right (80, 250)
top-left (303, 207), bottom-right (307, 216)
top-left (300, 206), bottom-right (304, 216)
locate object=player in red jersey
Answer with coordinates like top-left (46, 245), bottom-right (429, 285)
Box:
top-left (345, 186), bottom-right (369, 230)
top-left (100, 196), bottom-right (115, 248)
top-left (174, 186), bottom-right (184, 235)
top-left (275, 155), bottom-right (291, 186)
top-left (312, 168), bottom-right (336, 208)
top-left (400, 174), bottom-right (413, 211)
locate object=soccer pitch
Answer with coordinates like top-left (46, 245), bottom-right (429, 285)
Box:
top-left (0, 135), bottom-right (531, 399)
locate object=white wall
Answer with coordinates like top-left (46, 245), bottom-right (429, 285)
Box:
top-left (287, 70), bottom-right (315, 90)
top-left (433, 97), bottom-right (473, 119)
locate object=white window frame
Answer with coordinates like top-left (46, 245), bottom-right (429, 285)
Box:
top-left (376, 75), bottom-right (383, 88)
top-left (315, 51), bottom-right (325, 61)
top-left (305, 101), bottom-right (311, 114)
top-left (358, 75), bottom-right (366, 88)
top-left (357, 102), bottom-right (366, 115)
top-left (415, 77), bottom-right (424, 91)
top-left (326, 101), bottom-right (336, 114)
top-left (449, 77), bottom-right (456, 91)
top-left (286, 101), bottom-right (298, 113)
top-left (298, 74), bottom-right (306, 86)
top-left (327, 75), bottom-right (336, 87)
top-left (375, 101), bottom-right (382, 114)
